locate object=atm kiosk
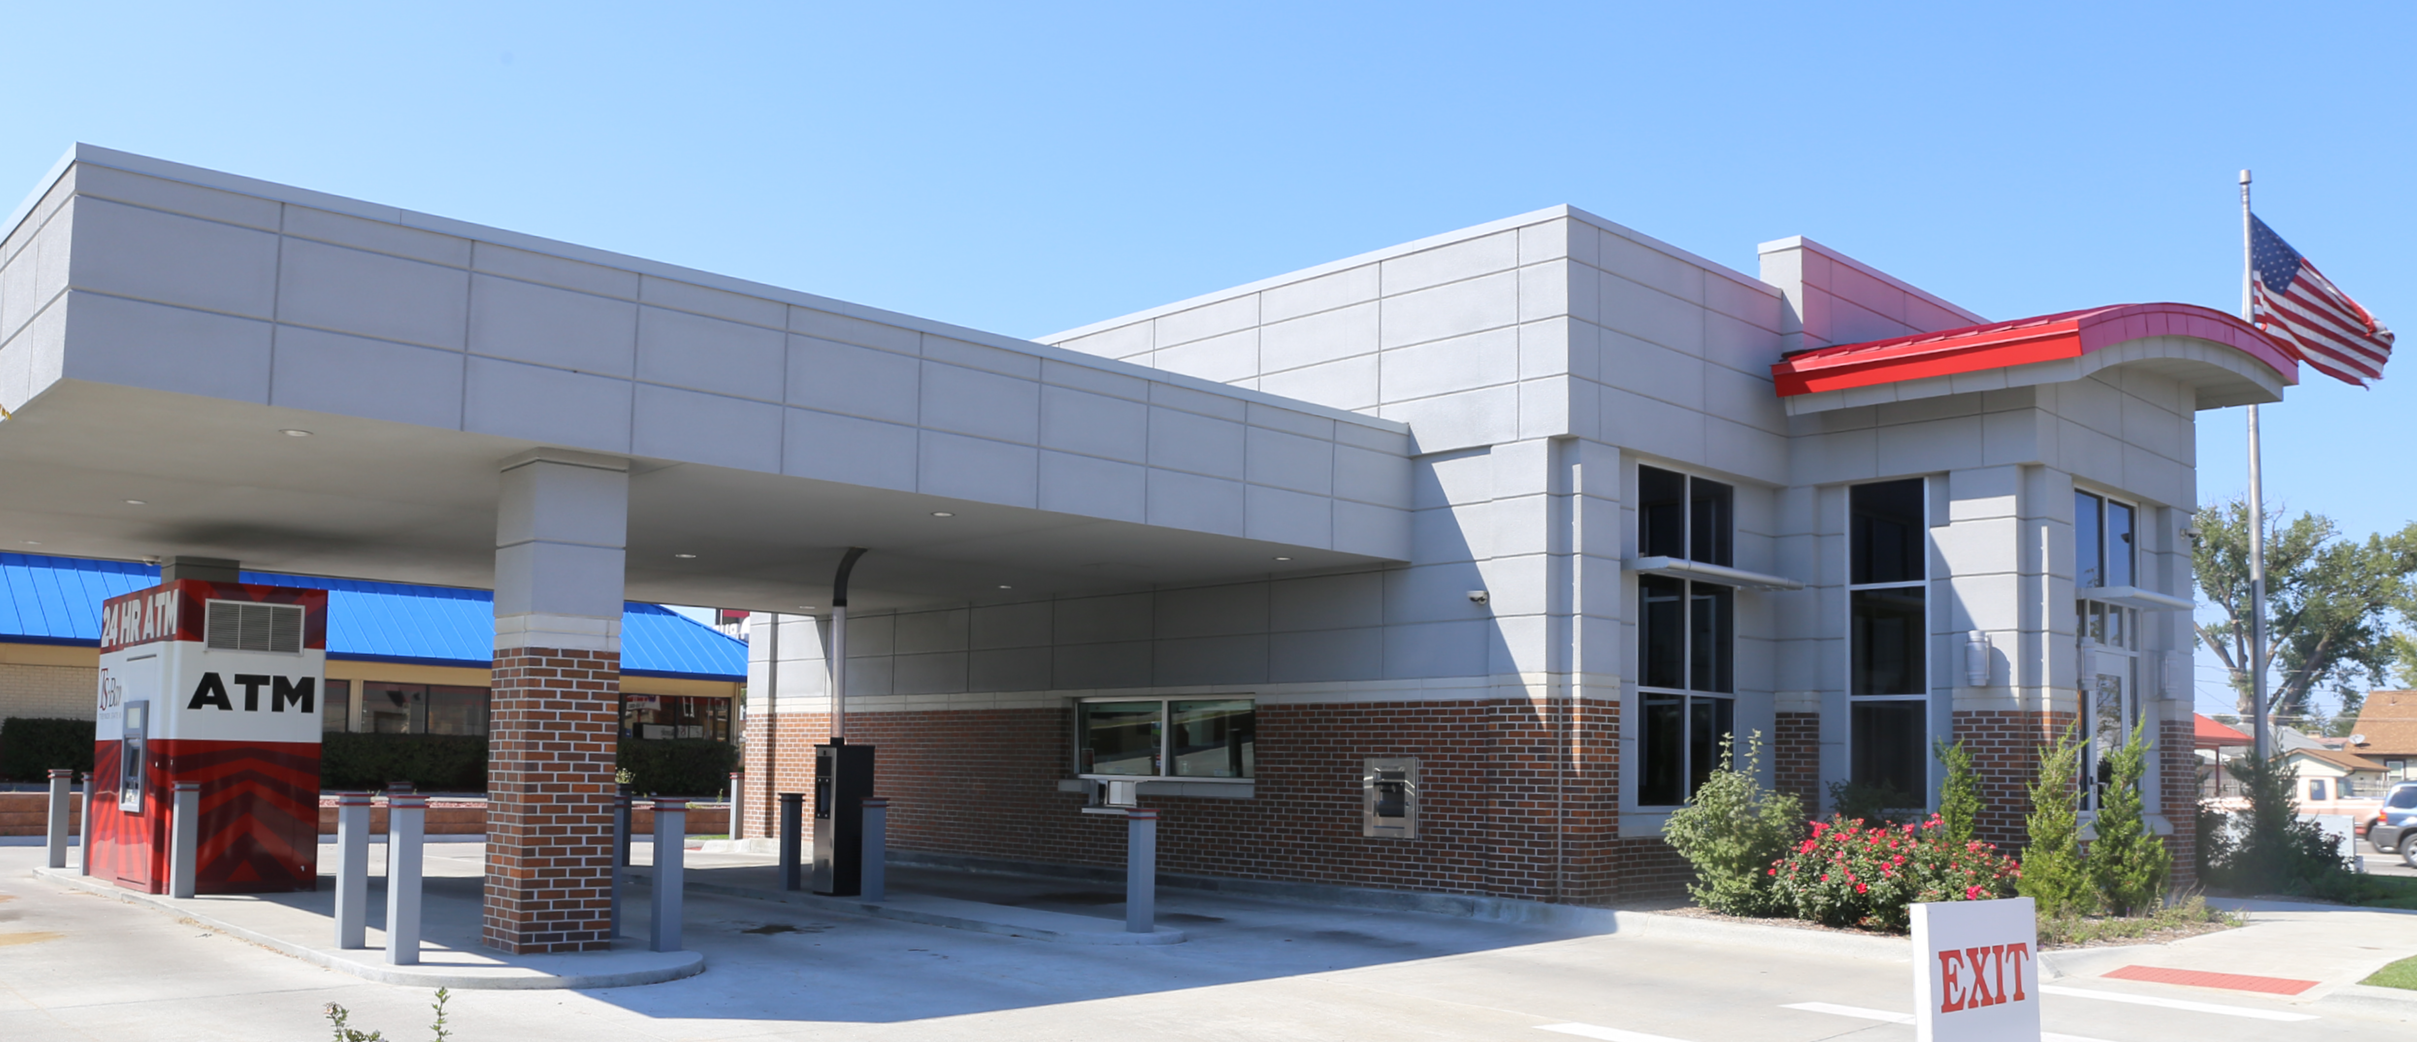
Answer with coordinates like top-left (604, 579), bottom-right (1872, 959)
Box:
top-left (88, 580), bottom-right (329, 894)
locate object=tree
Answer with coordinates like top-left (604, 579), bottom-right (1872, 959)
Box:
top-left (2192, 498), bottom-right (2417, 721)
top-left (2086, 719), bottom-right (2168, 915)
top-left (2018, 727), bottom-right (2091, 917)
top-left (1662, 731), bottom-right (1804, 917)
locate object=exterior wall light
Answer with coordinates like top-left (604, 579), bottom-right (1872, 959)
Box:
top-left (1964, 630), bottom-right (1992, 686)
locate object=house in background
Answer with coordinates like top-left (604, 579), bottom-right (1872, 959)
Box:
top-left (0, 552), bottom-right (746, 742)
top-left (2346, 691), bottom-right (2417, 784)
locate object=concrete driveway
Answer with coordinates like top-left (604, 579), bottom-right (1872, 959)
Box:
top-left (0, 844), bottom-right (2404, 1041)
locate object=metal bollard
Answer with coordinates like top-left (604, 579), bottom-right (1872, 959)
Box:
top-left (385, 793), bottom-right (425, 965)
top-left (611, 786), bottom-right (631, 938)
top-left (727, 772), bottom-right (743, 842)
top-left (333, 793), bottom-right (372, 949)
top-left (169, 782), bottom-right (200, 898)
top-left (778, 792), bottom-right (803, 891)
top-left (650, 799), bottom-right (686, 953)
top-left (860, 797), bottom-right (888, 903)
top-left (1125, 808), bottom-right (1157, 934)
top-left (46, 769), bottom-right (72, 869)
top-left (78, 772), bottom-right (93, 876)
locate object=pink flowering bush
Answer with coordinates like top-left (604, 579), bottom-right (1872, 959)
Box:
top-left (1766, 814), bottom-right (2021, 931)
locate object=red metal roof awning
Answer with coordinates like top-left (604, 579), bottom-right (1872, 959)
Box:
top-left (2195, 713), bottom-right (2252, 750)
top-left (1771, 303), bottom-right (2297, 398)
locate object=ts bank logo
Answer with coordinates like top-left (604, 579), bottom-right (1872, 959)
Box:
top-left (186, 672), bottom-right (316, 713)
top-left (1937, 943), bottom-right (2033, 1013)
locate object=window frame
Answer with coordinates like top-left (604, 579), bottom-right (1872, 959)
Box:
top-left (2074, 487), bottom-right (2148, 813)
top-left (1635, 464), bottom-right (1739, 808)
top-left (1074, 695), bottom-right (1257, 783)
top-left (1846, 477), bottom-right (1931, 809)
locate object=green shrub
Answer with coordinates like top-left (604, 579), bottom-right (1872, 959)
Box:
top-left (2017, 725), bottom-right (2092, 917)
top-left (1662, 731), bottom-right (1804, 916)
top-left (617, 738), bottom-right (739, 797)
top-left (1934, 737), bottom-right (1984, 847)
top-left (1826, 779), bottom-right (1924, 827)
top-left (1768, 815), bottom-right (2021, 931)
top-left (2203, 751), bottom-right (2352, 897)
top-left (0, 717), bottom-right (96, 782)
top-left (2087, 719), bottom-right (2170, 915)
top-left (319, 733), bottom-right (489, 792)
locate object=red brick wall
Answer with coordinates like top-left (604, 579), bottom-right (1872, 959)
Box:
top-left (748, 696), bottom-right (1637, 905)
top-left (0, 791), bottom-right (80, 836)
top-left (2159, 716), bottom-right (2198, 890)
top-left (1774, 711), bottom-right (1821, 815)
top-left (1951, 708), bottom-right (2077, 849)
top-left (483, 647), bottom-right (619, 954)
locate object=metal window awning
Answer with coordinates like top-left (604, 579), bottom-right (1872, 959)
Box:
top-left (2082, 585), bottom-right (2196, 611)
top-left (1629, 556), bottom-right (1805, 592)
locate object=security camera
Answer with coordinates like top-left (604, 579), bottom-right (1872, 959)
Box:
top-left (1467, 590), bottom-right (1489, 605)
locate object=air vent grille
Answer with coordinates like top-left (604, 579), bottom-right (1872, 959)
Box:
top-left (205, 600), bottom-right (304, 653)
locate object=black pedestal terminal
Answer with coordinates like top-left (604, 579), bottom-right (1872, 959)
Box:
top-left (811, 739), bottom-right (876, 895)
top-left (778, 792), bottom-right (804, 891)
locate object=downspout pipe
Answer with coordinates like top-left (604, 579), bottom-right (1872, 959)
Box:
top-left (829, 547), bottom-right (868, 742)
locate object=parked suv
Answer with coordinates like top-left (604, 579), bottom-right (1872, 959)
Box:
top-left (2368, 781), bottom-right (2417, 861)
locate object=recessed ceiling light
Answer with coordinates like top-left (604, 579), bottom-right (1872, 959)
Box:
top-left (931, 511), bottom-right (955, 518)
top-left (22, 540), bottom-right (39, 545)
top-left (124, 499), bottom-right (146, 506)
top-left (280, 429), bottom-right (313, 437)
top-left (1273, 556), bottom-right (1292, 561)
top-left (797, 605), bottom-right (814, 610)
top-left (674, 553), bottom-right (697, 559)
top-left (997, 584), bottom-right (1013, 589)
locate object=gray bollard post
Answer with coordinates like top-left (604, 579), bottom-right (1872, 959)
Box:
top-left (778, 792), bottom-right (803, 891)
top-left (611, 786), bottom-right (631, 938)
top-left (78, 772), bottom-right (92, 876)
top-left (860, 797), bottom-right (888, 903)
top-left (46, 769), bottom-right (72, 869)
top-left (385, 793), bottom-right (425, 965)
top-left (333, 793), bottom-right (372, 949)
top-left (169, 782), bottom-right (201, 898)
top-left (727, 772), bottom-right (743, 842)
top-left (650, 799), bottom-right (686, 953)
top-left (1125, 808), bottom-right (1157, 934)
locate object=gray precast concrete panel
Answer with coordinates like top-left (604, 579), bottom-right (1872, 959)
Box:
top-left (0, 146), bottom-right (1414, 617)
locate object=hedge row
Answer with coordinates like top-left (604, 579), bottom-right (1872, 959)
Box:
top-left (1, 718), bottom-right (736, 797)
top-left (0, 717), bottom-right (93, 782)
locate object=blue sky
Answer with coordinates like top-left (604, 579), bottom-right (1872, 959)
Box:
top-left (6, 2), bottom-right (2410, 716)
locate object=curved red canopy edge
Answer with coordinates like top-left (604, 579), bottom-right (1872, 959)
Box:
top-left (1770, 302), bottom-right (2296, 398)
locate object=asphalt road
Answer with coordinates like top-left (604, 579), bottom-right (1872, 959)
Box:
top-left (0, 846), bottom-right (2396, 1042)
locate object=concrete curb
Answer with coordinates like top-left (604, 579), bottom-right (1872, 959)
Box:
top-left (2317, 984), bottom-right (2417, 1020)
top-left (623, 867), bottom-right (1186, 945)
top-left (1604, 911), bottom-right (1911, 962)
top-left (32, 867), bottom-right (706, 990)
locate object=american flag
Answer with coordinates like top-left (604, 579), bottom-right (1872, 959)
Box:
top-left (2250, 215), bottom-right (2394, 386)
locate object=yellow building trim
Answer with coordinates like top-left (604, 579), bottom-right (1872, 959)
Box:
top-left (0, 643), bottom-right (98, 668)
top-left (4, 642), bottom-right (736, 699)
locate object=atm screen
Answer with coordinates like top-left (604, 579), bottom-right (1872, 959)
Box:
top-left (120, 700), bottom-right (148, 813)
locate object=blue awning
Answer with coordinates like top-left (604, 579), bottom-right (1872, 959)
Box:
top-left (0, 553), bottom-right (745, 681)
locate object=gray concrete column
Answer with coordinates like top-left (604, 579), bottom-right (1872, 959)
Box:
top-left (1126, 808), bottom-right (1157, 934)
top-left (650, 799), bottom-right (686, 953)
top-left (860, 797), bottom-right (888, 903)
top-left (386, 793), bottom-right (425, 965)
top-left (487, 449), bottom-right (629, 955)
top-left (333, 793), bottom-right (371, 949)
top-left (169, 782), bottom-right (199, 898)
top-left (45, 769), bottom-right (71, 869)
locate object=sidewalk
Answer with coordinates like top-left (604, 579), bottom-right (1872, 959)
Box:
top-left (32, 839), bottom-right (702, 990)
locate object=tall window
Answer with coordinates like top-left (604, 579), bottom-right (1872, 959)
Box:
top-left (2076, 490), bottom-right (2143, 810)
top-left (1638, 465), bottom-right (1736, 806)
top-left (1849, 478), bottom-right (1927, 806)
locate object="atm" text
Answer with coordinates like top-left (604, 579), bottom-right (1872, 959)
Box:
top-left (187, 672), bottom-right (315, 713)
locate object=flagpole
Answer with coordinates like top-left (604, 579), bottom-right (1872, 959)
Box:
top-left (2241, 168), bottom-right (2272, 763)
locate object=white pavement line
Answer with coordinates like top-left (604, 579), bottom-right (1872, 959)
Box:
top-left (1783, 1001), bottom-right (2116, 1042)
top-left (1535, 1024), bottom-right (1695, 1042)
top-left (1780, 1002), bottom-right (1910, 1023)
top-left (2040, 984), bottom-right (2319, 1022)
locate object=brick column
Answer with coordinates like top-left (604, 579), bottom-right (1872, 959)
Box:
top-left (2159, 715), bottom-right (2199, 890)
top-left (484, 450), bottom-right (628, 954)
top-left (1774, 711), bottom-right (1821, 815)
